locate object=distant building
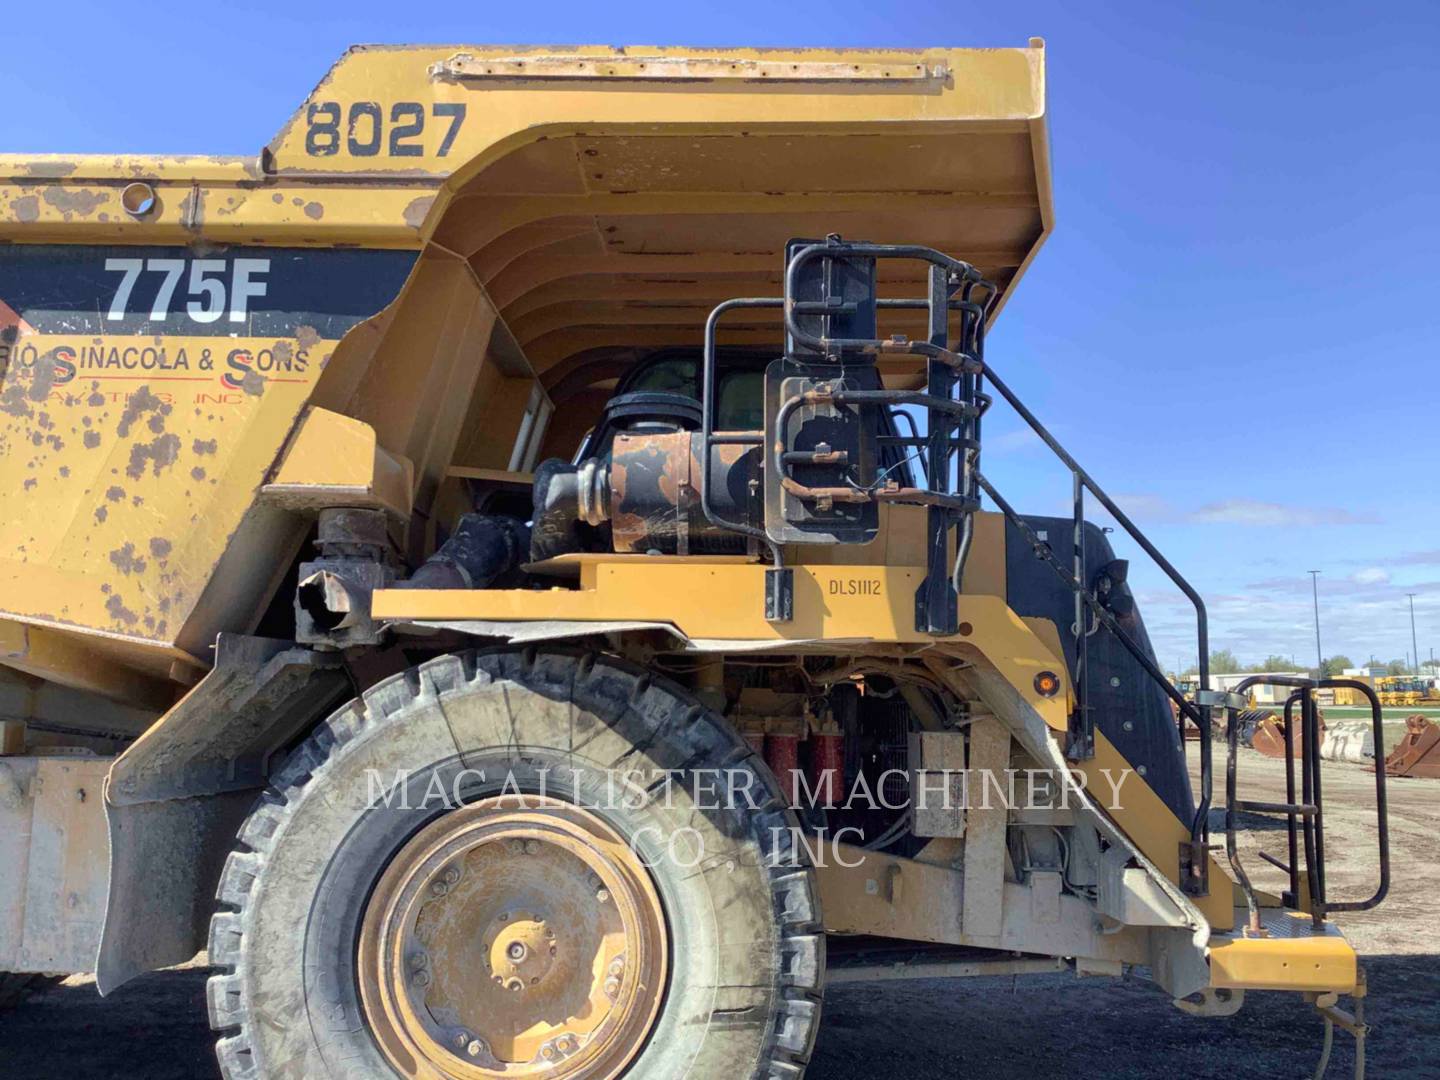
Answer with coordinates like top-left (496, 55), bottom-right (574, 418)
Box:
top-left (1213, 672), bottom-right (1310, 706)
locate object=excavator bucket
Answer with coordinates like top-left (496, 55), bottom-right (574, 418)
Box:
top-left (1249, 709), bottom-right (1325, 759)
top-left (1383, 715), bottom-right (1440, 779)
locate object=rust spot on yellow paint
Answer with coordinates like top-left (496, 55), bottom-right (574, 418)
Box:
top-left (20, 160), bottom-right (78, 178)
top-left (105, 593), bottom-right (138, 625)
top-left (108, 542), bottom-right (147, 575)
top-left (117, 386), bottom-right (168, 437)
top-left (11, 195), bottom-right (40, 223)
top-left (126, 432), bottom-right (181, 479)
top-left (403, 195), bottom-right (435, 229)
top-left (1, 385), bottom-right (32, 418)
top-left (42, 186), bottom-right (108, 217)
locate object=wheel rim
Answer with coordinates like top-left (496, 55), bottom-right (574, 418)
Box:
top-left (358, 795), bottom-right (668, 1079)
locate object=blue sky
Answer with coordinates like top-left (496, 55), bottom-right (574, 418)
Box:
top-left (6, 0), bottom-right (1437, 670)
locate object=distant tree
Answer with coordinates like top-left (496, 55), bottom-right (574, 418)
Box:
top-left (1209, 649), bottom-right (1242, 675)
top-left (1252, 654), bottom-right (1300, 673)
top-left (1321, 654), bottom-right (1354, 678)
top-left (1384, 659), bottom-right (1409, 676)
top-left (1423, 658), bottom-right (1440, 673)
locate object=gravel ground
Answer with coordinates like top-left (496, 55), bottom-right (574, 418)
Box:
top-left (1, 745), bottom-right (1435, 1078)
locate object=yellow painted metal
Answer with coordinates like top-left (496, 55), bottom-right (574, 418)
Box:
top-left (1208, 912), bottom-right (1357, 992)
top-left (373, 560), bottom-right (1069, 731)
top-left (0, 43), bottom-right (1048, 245)
top-left (0, 331), bottom-right (341, 666)
top-left (262, 406), bottom-right (414, 518)
top-left (0, 42), bottom-right (1051, 695)
top-left (816, 844), bottom-right (966, 946)
top-left (432, 53), bottom-right (950, 83)
top-left (1080, 731), bottom-right (1236, 931)
top-left (0, 620), bottom-right (178, 708)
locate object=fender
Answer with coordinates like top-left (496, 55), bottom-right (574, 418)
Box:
top-left (96, 634), bottom-right (349, 992)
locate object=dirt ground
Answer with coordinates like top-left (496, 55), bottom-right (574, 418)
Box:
top-left (1, 745), bottom-right (1435, 1078)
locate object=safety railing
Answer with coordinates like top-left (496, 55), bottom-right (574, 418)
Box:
top-left (700, 238), bottom-right (995, 632)
top-left (967, 363), bottom-right (1216, 896)
top-left (701, 238), bottom-right (1218, 893)
top-left (1221, 676), bottom-right (1390, 935)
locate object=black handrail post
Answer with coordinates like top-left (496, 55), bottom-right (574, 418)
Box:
top-left (1068, 473), bottom-right (1092, 760)
top-left (700, 297), bottom-right (784, 564)
top-left (1307, 689), bottom-right (1327, 914)
top-left (1319, 679), bottom-right (1391, 914)
top-left (1283, 692), bottom-right (1302, 906)
top-left (917, 262), bottom-right (959, 634)
top-left (1298, 688), bottom-right (1322, 927)
top-left (1226, 699), bottom-right (1263, 935)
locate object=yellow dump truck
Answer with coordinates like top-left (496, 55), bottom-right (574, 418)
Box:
top-left (0, 41), bottom-right (1389, 1079)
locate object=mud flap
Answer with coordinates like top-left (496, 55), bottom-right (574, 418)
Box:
top-left (96, 634), bottom-right (348, 993)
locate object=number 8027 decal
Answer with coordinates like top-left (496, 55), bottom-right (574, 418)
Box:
top-left (305, 101), bottom-right (467, 158)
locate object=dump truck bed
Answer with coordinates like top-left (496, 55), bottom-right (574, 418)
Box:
top-left (0, 42), bottom-right (1051, 700)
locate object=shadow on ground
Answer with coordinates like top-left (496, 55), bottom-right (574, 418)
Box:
top-left (1, 955), bottom-right (1435, 1078)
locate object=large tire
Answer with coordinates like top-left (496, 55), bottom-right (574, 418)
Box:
top-left (207, 647), bottom-right (824, 1079)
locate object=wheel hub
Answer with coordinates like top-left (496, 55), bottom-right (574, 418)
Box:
top-left (358, 796), bottom-right (667, 1079)
top-left (487, 911), bottom-right (555, 991)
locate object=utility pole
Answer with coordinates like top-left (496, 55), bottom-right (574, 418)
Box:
top-left (1309, 570), bottom-right (1323, 675)
top-left (1408, 593), bottom-right (1419, 675)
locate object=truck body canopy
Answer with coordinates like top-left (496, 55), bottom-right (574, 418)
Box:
top-left (0, 42), bottom-right (1051, 698)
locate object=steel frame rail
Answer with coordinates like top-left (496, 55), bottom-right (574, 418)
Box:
top-left (1222, 676), bottom-right (1390, 935)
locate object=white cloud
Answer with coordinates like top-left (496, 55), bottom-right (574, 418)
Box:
top-left (1353, 567), bottom-right (1390, 586)
top-left (1190, 498), bottom-right (1379, 527)
top-left (1387, 550), bottom-right (1440, 566)
top-left (1086, 493), bottom-right (1377, 529)
top-left (983, 427), bottom-right (1043, 454)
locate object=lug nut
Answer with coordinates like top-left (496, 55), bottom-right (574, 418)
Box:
top-left (604, 977), bottom-right (620, 997)
top-left (508, 942), bottom-right (527, 961)
top-left (524, 839), bottom-right (540, 855)
top-left (467, 1040), bottom-right (483, 1057)
top-left (596, 888), bottom-right (611, 903)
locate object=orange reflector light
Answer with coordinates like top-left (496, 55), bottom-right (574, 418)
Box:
top-left (1034, 671), bottom-right (1061, 697)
